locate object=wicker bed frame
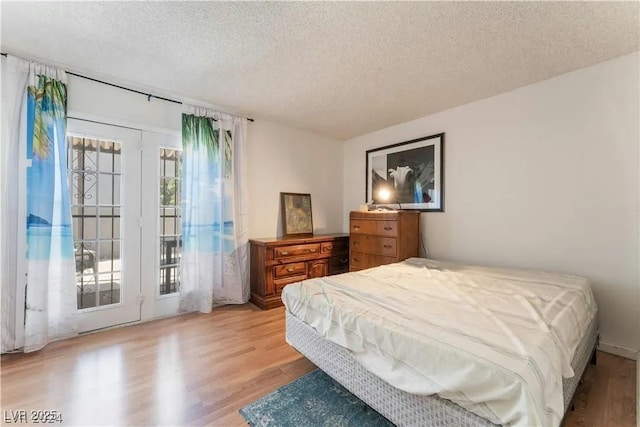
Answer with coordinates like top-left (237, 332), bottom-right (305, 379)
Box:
top-left (286, 311), bottom-right (598, 426)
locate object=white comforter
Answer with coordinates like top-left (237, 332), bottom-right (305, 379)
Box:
top-left (282, 258), bottom-right (597, 427)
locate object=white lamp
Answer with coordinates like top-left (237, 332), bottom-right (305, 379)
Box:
top-left (377, 188), bottom-right (391, 202)
top-left (376, 188), bottom-right (401, 210)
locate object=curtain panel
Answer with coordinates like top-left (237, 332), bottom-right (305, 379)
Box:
top-left (1, 55), bottom-right (77, 353)
top-left (179, 105), bottom-right (249, 312)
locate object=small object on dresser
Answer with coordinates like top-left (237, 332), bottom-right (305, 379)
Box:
top-left (280, 192), bottom-right (313, 238)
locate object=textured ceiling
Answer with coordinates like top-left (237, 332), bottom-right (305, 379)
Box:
top-left (2, 2), bottom-right (638, 140)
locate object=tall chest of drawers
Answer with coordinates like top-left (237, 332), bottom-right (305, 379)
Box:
top-left (249, 234), bottom-right (349, 310)
top-left (349, 210), bottom-right (420, 271)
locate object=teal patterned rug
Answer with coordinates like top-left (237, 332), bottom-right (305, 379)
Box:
top-left (239, 369), bottom-right (393, 426)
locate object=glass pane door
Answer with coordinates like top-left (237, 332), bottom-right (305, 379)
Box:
top-left (69, 137), bottom-right (122, 309)
top-left (159, 148), bottom-right (182, 295)
top-left (67, 119), bottom-right (141, 332)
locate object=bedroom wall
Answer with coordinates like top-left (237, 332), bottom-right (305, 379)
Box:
top-left (67, 74), bottom-right (182, 134)
top-left (342, 52), bottom-right (640, 357)
top-left (246, 120), bottom-right (344, 238)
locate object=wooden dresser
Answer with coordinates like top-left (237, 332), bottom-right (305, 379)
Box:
top-left (349, 210), bottom-right (420, 271)
top-left (249, 233), bottom-right (349, 309)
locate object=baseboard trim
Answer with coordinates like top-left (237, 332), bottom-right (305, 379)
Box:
top-left (637, 351), bottom-right (639, 427)
top-left (598, 341), bottom-right (638, 360)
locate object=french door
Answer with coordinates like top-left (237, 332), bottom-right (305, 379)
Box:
top-left (67, 119), bottom-right (182, 332)
top-left (67, 119), bottom-right (142, 332)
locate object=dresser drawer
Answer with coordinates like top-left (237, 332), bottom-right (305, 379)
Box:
top-left (350, 251), bottom-right (397, 270)
top-left (274, 243), bottom-right (321, 259)
top-left (274, 262), bottom-right (307, 278)
top-left (350, 219), bottom-right (398, 237)
top-left (368, 254), bottom-right (397, 268)
top-left (350, 251), bottom-right (368, 269)
top-left (350, 235), bottom-right (397, 257)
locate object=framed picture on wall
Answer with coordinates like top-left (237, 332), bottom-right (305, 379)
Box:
top-left (280, 192), bottom-right (314, 237)
top-left (366, 133), bottom-right (444, 212)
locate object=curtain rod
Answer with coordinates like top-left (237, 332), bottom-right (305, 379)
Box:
top-left (1, 52), bottom-right (254, 122)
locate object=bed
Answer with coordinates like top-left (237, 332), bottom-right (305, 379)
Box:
top-left (282, 258), bottom-right (598, 427)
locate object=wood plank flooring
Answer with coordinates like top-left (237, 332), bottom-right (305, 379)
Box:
top-left (1, 304), bottom-right (636, 426)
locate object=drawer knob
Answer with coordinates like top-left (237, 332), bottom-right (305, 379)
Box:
top-left (383, 226), bottom-right (393, 231)
top-left (287, 267), bottom-right (295, 272)
top-left (383, 244), bottom-right (392, 248)
top-left (353, 225), bottom-right (360, 230)
top-left (340, 258), bottom-right (348, 264)
top-left (353, 241), bottom-right (359, 245)
top-left (306, 248), bottom-right (317, 253)
top-left (280, 251), bottom-right (289, 255)
top-left (326, 245), bottom-right (333, 249)
top-left (353, 258), bottom-right (360, 262)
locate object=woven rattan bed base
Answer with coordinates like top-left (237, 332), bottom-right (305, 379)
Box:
top-left (285, 312), bottom-right (598, 427)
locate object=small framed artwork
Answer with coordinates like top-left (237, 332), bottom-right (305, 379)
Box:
top-left (280, 192), bottom-right (314, 237)
top-left (366, 133), bottom-right (444, 212)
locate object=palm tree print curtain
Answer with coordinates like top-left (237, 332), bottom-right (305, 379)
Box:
top-left (179, 106), bottom-right (249, 312)
top-left (5, 60), bottom-right (78, 352)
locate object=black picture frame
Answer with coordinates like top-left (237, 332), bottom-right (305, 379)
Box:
top-left (366, 133), bottom-right (444, 212)
top-left (280, 192), bottom-right (314, 237)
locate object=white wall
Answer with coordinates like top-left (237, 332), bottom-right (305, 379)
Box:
top-left (67, 74), bottom-right (182, 133)
top-left (247, 119), bottom-right (344, 238)
top-left (343, 52), bottom-right (640, 355)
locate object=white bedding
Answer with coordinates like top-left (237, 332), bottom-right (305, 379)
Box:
top-left (282, 258), bottom-right (597, 427)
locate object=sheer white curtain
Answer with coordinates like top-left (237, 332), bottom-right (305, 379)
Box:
top-left (1, 55), bottom-right (27, 352)
top-left (1, 55), bottom-right (77, 353)
top-left (179, 105), bottom-right (249, 312)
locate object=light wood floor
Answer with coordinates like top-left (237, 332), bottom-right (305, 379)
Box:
top-left (1, 304), bottom-right (636, 426)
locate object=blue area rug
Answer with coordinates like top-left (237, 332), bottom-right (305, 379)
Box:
top-left (239, 369), bottom-right (393, 426)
